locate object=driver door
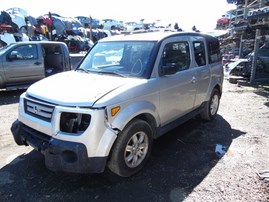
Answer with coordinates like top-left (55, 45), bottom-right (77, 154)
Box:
top-left (158, 38), bottom-right (197, 126)
top-left (3, 44), bottom-right (45, 84)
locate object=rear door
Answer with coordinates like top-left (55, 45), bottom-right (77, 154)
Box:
top-left (3, 43), bottom-right (45, 84)
top-left (191, 37), bottom-right (211, 107)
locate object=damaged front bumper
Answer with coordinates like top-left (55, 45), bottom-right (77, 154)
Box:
top-left (11, 119), bottom-right (107, 173)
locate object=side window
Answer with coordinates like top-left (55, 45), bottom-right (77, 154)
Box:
top-left (193, 41), bottom-right (206, 66)
top-left (8, 44), bottom-right (38, 60)
top-left (208, 40), bottom-right (221, 63)
top-left (161, 41), bottom-right (190, 72)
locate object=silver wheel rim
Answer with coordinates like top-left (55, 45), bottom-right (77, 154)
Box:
top-left (210, 94), bottom-right (219, 116)
top-left (124, 131), bottom-right (149, 168)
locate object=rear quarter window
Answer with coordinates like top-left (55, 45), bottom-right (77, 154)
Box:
top-left (207, 39), bottom-right (221, 64)
top-left (193, 41), bottom-right (206, 66)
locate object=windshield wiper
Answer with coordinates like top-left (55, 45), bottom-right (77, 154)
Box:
top-left (96, 70), bottom-right (127, 77)
top-left (76, 68), bottom-right (90, 73)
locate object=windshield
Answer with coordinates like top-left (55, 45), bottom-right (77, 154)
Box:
top-left (0, 43), bottom-right (15, 54)
top-left (258, 47), bottom-right (269, 56)
top-left (78, 41), bottom-right (155, 78)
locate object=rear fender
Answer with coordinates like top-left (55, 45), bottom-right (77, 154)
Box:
top-left (206, 80), bottom-right (222, 101)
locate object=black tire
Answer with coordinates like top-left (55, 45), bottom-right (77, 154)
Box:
top-left (200, 88), bottom-right (220, 121)
top-left (108, 119), bottom-right (153, 177)
top-left (10, 120), bottom-right (25, 145)
top-left (229, 76), bottom-right (238, 84)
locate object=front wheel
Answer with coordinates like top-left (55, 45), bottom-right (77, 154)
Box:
top-left (200, 88), bottom-right (220, 121)
top-left (107, 119), bottom-right (153, 177)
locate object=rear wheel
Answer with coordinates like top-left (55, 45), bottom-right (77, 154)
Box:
top-left (108, 119), bottom-right (153, 177)
top-left (200, 88), bottom-right (220, 121)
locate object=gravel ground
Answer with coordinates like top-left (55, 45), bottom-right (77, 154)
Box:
top-left (184, 81), bottom-right (269, 202)
top-left (0, 80), bottom-right (269, 202)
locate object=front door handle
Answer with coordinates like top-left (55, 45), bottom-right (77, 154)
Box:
top-left (34, 61), bottom-right (42, 65)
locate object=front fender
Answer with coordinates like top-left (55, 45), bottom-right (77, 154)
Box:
top-left (110, 101), bottom-right (160, 131)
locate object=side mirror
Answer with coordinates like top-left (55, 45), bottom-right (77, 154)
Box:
top-left (161, 63), bottom-right (177, 75)
top-left (8, 51), bottom-right (18, 61)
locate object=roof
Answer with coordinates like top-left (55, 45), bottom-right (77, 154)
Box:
top-left (99, 31), bottom-right (218, 42)
top-left (10, 41), bottom-right (66, 45)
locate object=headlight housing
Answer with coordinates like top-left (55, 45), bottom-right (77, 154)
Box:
top-left (60, 112), bottom-right (91, 133)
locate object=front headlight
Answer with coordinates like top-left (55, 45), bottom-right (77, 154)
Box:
top-left (60, 112), bottom-right (91, 133)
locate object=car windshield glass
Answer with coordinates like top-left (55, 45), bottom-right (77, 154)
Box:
top-left (258, 47), bottom-right (269, 56)
top-left (0, 43), bottom-right (15, 54)
top-left (78, 41), bottom-right (155, 78)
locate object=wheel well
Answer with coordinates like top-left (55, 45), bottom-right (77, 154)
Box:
top-left (134, 113), bottom-right (157, 138)
top-left (214, 84), bottom-right (222, 96)
top-left (107, 113), bottom-right (157, 162)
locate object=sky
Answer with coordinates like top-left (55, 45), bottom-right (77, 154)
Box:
top-left (1, 0), bottom-right (236, 32)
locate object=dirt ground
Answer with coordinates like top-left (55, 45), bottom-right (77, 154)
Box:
top-left (0, 80), bottom-right (269, 202)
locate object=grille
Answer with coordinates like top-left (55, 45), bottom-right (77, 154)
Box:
top-left (24, 98), bottom-right (55, 122)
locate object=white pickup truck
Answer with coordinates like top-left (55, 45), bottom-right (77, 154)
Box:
top-left (11, 31), bottom-right (224, 177)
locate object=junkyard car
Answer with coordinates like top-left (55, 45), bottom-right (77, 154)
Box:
top-left (248, 44), bottom-right (269, 77)
top-left (223, 58), bottom-right (250, 80)
top-left (100, 19), bottom-right (121, 30)
top-left (0, 41), bottom-right (71, 90)
top-left (11, 32), bottom-right (224, 177)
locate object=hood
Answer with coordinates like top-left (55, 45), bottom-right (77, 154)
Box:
top-left (227, 59), bottom-right (249, 70)
top-left (27, 71), bottom-right (132, 106)
top-left (224, 59), bottom-right (249, 79)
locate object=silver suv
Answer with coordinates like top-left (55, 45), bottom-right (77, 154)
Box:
top-left (11, 32), bottom-right (223, 177)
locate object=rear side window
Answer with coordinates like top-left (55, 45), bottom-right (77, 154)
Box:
top-left (208, 39), bottom-right (221, 63)
top-left (161, 41), bottom-right (190, 72)
top-left (193, 41), bottom-right (206, 66)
